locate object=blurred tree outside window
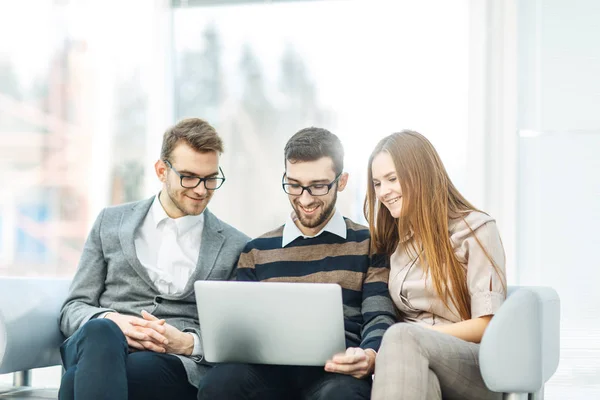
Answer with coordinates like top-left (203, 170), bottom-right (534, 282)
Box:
top-left (0, 0), bottom-right (158, 278)
top-left (172, 0), bottom-right (470, 237)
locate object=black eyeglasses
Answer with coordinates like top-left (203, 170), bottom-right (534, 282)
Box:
top-left (281, 173), bottom-right (342, 196)
top-left (164, 160), bottom-right (226, 190)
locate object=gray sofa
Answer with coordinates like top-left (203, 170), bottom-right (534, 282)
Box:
top-left (0, 277), bottom-right (560, 399)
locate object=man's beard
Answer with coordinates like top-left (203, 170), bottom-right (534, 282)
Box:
top-left (293, 191), bottom-right (337, 229)
top-left (166, 182), bottom-right (208, 216)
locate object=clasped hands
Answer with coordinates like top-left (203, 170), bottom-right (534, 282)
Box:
top-left (105, 310), bottom-right (194, 355)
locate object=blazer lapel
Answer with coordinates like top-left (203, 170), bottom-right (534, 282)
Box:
top-left (119, 196), bottom-right (158, 290)
top-left (176, 209), bottom-right (225, 298)
top-left (194, 209), bottom-right (225, 282)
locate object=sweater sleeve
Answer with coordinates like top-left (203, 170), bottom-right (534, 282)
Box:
top-left (236, 242), bottom-right (259, 281)
top-left (359, 252), bottom-right (397, 351)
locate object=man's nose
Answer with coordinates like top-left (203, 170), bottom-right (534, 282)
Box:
top-left (299, 187), bottom-right (314, 203)
top-left (192, 182), bottom-right (208, 197)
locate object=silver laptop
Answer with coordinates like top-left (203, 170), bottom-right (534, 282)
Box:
top-left (194, 280), bottom-right (346, 366)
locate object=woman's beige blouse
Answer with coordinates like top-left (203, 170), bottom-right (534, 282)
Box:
top-left (389, 211), bottom-right (506, 325)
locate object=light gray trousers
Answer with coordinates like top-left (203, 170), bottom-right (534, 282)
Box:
top-left (371, 323), bottom-right (502, 400)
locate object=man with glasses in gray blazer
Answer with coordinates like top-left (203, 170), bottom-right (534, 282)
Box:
top-left (58, 118), bottom-right (249, 400)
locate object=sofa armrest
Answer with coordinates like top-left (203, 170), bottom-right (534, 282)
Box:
top-left (479, 286), bottom-right (560, 393)
top-left (0, 277), bottom-right (71, 374)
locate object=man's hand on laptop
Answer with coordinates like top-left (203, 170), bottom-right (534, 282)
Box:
top-left (129, 310), bottom-right (196, 356)
top-left (104, 312), bottom-right (168, 353)
top-left (324, 347), bottom-right (376, 379)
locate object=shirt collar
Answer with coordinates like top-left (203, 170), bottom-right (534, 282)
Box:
top-left (151, 193), bottom-right (204, 235)
top-left (281, 209), bottom-right (347, 247)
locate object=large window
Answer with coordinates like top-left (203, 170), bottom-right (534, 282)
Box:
top-left (172, 0), bottom-right (471, 237)
top-left (0, 0), bottom-right (172, 388)
top-left (0, 0), bottom-right (472, 273)
top-left (0, 0), bottom-right (169, 279)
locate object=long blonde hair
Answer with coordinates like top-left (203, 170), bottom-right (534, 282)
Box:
top-left (364, 130), bottom-right (502, 321)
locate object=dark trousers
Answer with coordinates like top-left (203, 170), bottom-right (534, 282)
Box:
top-left (59, 318), bottom-right (197, 400)
top-left (197, 363), bottom-right (372, 400)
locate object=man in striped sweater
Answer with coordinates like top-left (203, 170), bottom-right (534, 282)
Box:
top-left (197, 127), bottom-right (397, 400)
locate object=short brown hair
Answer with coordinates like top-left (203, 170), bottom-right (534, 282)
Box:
top-left (284, 127), bottom-right (344, 175)
top-left (160, 118), bottom-right (223, 161)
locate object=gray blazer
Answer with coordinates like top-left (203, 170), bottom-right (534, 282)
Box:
top-left (59, 196), bottom-right (249, 387)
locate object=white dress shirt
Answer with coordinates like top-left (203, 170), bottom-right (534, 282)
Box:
top-left (134, 194), bottom-right (204, 295)
top-left (281, 209), bottom-right (347, 247)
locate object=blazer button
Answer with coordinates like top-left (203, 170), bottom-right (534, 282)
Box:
top-left (155, 297), bottom-right (163, 304)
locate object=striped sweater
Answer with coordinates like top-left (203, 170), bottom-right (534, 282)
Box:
top-left (237, 217), bottom-right (397, 351)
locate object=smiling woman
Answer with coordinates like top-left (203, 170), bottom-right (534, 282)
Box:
top-left (370, 152), bottom-right (404, 219)
top-left (364, 131), bottom-right (506, 400)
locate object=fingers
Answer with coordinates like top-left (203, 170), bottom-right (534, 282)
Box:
top-left (139, 340), bottom-right (167, 353)
top-left (106, 313), bottom-right (148, 334)
top-left (325, 348), bottom-right (370, 378)
top-left (141, 310), bottom-right (165, 324)
top-left (130, 318), bottom-right (166, 334)
top-left (141, 327), bottom-right (169, 345)
top-left (126, 326), bottom-right (169, 345)
top-left (128, 317), bottom-right (150, 328)
top-left (331, 349), bottom-right (366, 364)
top-left (148, 320), bottom-right (167, 333)
top-left (126, 337), bottom-right (145, 351)
top-left (331, 354), bottom-right (365, 364)
top-left (141, 310), bottom-right (157, 320)
top-left (324, 360), bottom-right (370, 378)
top-left (126, 337), bottom-right (166, 353)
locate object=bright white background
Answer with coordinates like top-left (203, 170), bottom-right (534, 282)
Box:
top-left (0, 0), bottom-right (598, 397)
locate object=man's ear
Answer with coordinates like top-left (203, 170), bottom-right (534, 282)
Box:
top-left (337, 172), bottom-right (349, 192)
top-left (155, 160), bottom-right (167, 182)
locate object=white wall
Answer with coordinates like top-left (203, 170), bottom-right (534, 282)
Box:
top-left (516, 0), bottom-right (600, 397)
